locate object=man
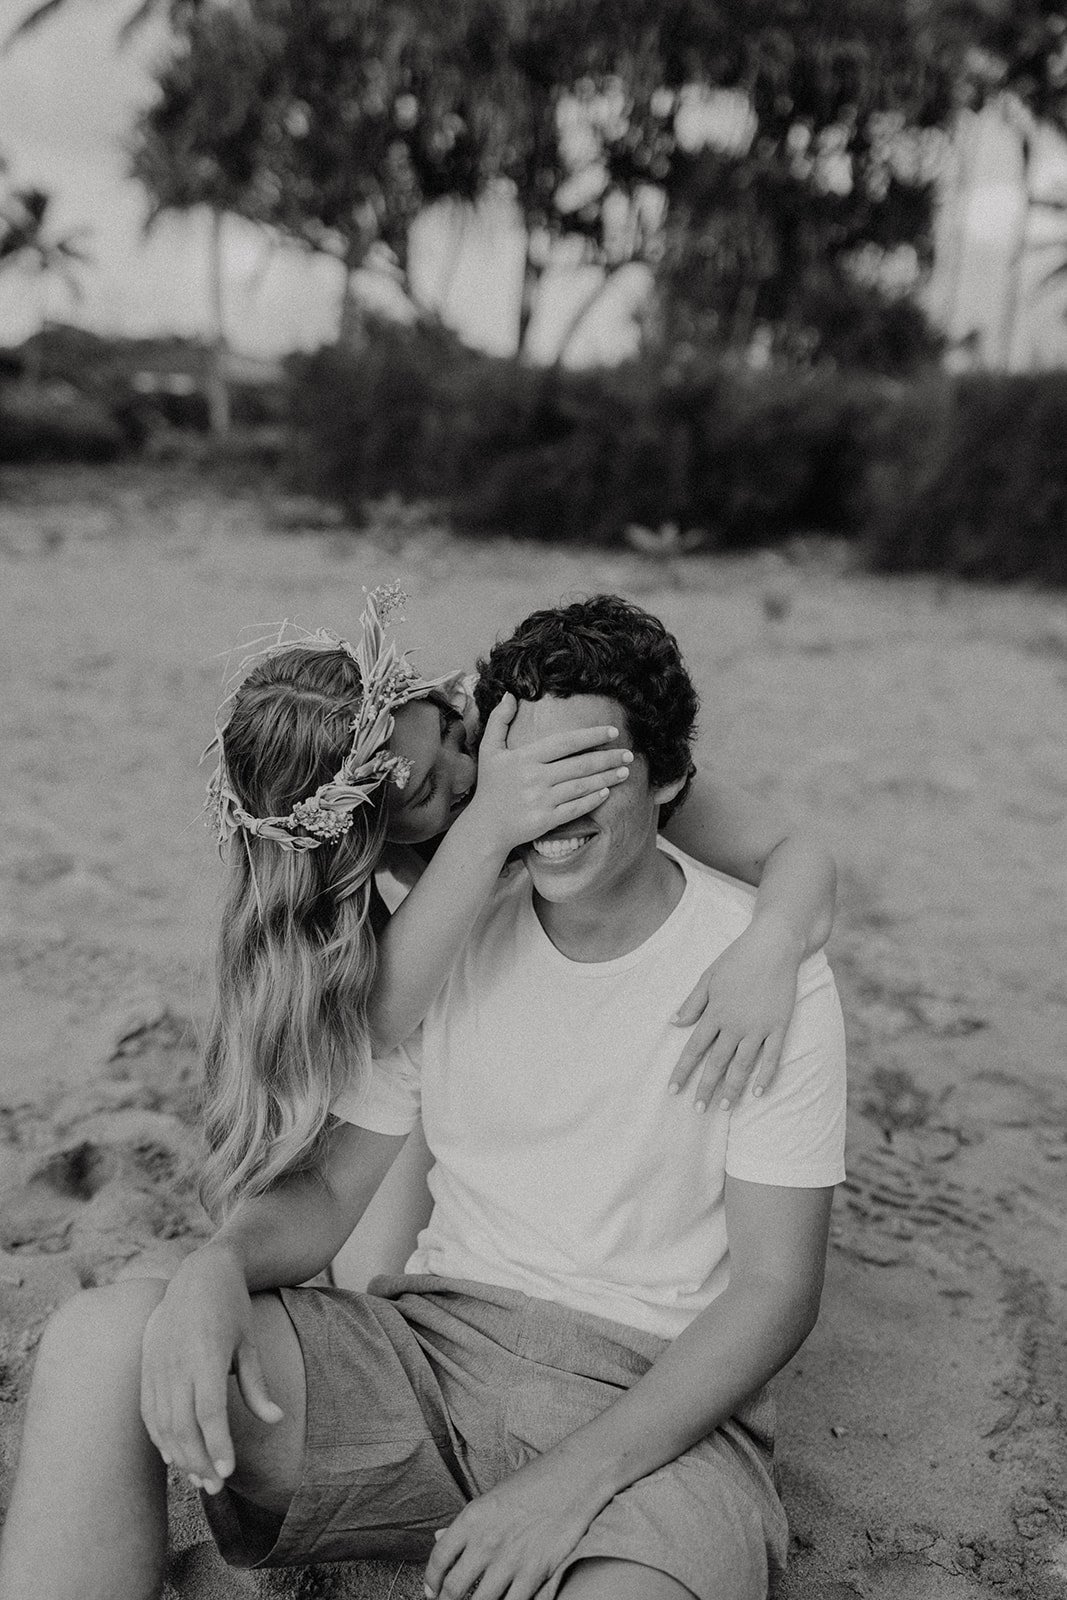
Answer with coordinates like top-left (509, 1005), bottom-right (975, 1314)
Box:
top-left (0, 596), bottom-right (844, 1600)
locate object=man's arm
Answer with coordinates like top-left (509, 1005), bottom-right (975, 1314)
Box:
top-left (423, 1178), bottom-right (834, 1600)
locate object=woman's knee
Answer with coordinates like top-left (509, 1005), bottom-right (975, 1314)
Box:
top-left (36, 1277), bottom-right (167, 1371)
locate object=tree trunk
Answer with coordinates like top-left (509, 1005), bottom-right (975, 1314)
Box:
top-left (516, 229), bottom-right (541, 359)
top-left (552, 266), bottom-right (627, 367)
top-left (998, 105), bottom-right (1033, 372)
top-left (337, 246), bottom-right (371, 349)
top-left (205, 207), bottom-right (231, 435)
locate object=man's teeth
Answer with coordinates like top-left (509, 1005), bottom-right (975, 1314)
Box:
top-left (531, 835), bottom-right (590, 860)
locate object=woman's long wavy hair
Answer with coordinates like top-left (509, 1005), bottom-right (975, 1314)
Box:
top-left (201, 646), bottom-right (389, 1220)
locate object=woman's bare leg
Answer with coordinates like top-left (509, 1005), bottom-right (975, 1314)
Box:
top-left (0, 1277), bottom-right (307, 1600)
top-left (0, 1278), bottom-right (169, 1600)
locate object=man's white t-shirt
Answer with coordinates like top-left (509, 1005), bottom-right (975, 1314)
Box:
top-left (333, 840), bottom-right (846, 1341)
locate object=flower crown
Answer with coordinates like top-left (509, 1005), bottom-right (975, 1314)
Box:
top-left (203, 584), bottom-right (458, 855)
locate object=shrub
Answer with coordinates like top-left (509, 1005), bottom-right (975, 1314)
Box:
top-left (287, 321), bottom-right (1067, 583)
top-left (287, 321), bottom-right (885, 547)
top-left (0, 382), bottom-right (125, 463)
top-left (864, 374), bottom-right (1067, 584)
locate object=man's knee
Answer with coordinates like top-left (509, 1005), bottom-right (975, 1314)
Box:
top-left (223, 1291), bottom-right (306, 1514)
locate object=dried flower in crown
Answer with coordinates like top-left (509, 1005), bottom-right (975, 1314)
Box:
top-left (201, 586), bottom-right (462, 855)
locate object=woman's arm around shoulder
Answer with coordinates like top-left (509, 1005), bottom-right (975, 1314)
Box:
top-left (661, 773), bottom-right (837, 1110)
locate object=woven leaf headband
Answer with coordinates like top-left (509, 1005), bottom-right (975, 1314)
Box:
top-left (203, 584), bottom-right (460, 854)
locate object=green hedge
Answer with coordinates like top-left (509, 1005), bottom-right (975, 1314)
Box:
top-left (286, 323), bottom-right (1067, 583)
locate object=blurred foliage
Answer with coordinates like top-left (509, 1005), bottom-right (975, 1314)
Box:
top-left (289, 319), bottom-right (1067, 583)
top-left (0, 165), bottom-right (90, 296)
top-left (863, 372), bottom-right (1067, 583)
top-left (129, 0), bottom-right (968, 365)
top-left (0, 325), bottom-right (286, 461)
top-left (287, 317), bottom-right (889, 545)
top-left (0, 383), bottom-right (125, 463)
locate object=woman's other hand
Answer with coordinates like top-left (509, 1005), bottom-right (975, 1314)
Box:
top-left (139, 1243), bottom-right (282, 1495)
top-left (667, 915), bottom-right (802, 1112)
top-left (470, 694), bottom-right (632, 853)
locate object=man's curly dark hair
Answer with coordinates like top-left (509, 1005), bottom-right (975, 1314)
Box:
top-left (474, 595), bottom-right (699, 825)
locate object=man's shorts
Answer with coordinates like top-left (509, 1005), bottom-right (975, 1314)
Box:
top-left (202, 1274), bottom-right (789, 1600)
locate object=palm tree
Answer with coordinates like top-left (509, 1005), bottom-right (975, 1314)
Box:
top-left (0, 184), bottom-right (90, 371)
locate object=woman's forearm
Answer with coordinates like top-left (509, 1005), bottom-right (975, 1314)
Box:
top-left (662, 776), bottom-right (835, 958)
top-left (749, 832), bottom-right (836, 958)
top-left (368, 807), bottom-right (508, 1054)
top-left (208, 1124), bottom-right (406, 1291)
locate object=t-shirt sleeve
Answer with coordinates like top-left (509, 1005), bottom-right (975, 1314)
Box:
top-left (330, 1031), bottom-right (423, 1136)
top-left (724, 957), bottom-right (847, 1187)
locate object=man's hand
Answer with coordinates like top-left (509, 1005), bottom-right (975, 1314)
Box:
top-left (422, 1449), bottom-right (607, 1600)
top-left (468, 694), bottom-right (631, 854)
top-left (668, 915), bottom-right (801, 1111)
top-left (139, 1243), bottom-right (283, 1496)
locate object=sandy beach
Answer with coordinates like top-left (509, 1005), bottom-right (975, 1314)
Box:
top-left (0, 459), bottom-right (1065, 1599)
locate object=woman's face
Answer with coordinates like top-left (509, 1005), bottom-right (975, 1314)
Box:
top-left (385, 697), bottom-right (477, 844)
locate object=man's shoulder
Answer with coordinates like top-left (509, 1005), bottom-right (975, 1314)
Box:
top-left (663, 840), bottom-right (836, 998)
top-left (662, 840), bottom-right (757, 934)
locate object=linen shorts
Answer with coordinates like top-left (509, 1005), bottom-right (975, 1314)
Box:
top-left (202, 1274), bottom-right (789, 1600)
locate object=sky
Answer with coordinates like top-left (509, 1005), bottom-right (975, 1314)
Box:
top-left (1, 0), bottom-right (1066, 367)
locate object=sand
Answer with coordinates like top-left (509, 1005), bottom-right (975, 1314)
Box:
top-left (0, 459), bottom-right (1065, 1599)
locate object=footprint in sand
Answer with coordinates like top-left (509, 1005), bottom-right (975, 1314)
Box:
top-left (840, 1140), bottom-right (998, 1267)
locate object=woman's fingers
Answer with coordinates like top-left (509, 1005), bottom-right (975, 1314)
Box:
top-left (165, 1377), bottom-right (216, 1481)
top-left (711, 1038), bottom-right (762, 1110)
top-left (479, 694), bottom-right (517, 753)
top-left (195, 1372), bottom-right (237, 1491)
top-left (546, 748), bottom-right (633, 785)
top-left (527, 724), bottom-right (621, 760)
top-left (750, 1028), bottom-right (787, 1096)
top-left (550, 769), bottom-right (629, 806)
top-left (234, 1339), bottom-right (284, 1426)
top-left (687, 1033), bottom-right (739, 1111)
top-left (552, 790), bottom-right (611, 823)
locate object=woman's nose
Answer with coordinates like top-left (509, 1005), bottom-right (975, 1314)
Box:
top-left (454, 749), bottom-right (477, 797)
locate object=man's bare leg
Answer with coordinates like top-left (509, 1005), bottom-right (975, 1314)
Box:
top-left (557, 1557), bottom-right (697, 1600)
top-left (0, 1278), bottom-right (307, 1600)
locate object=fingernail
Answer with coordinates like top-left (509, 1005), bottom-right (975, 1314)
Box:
top-left (189, 1475), bottom-right (203, 1489)
top-left (720, 1097), bottom-right (731, 1111)
top-left (214, 1460), bottom-right (231, 1478)
top-left (607, 727), bottom-right (619, 737)
top-left (615, 766), bottom-right (629, 779)
top-left (752, 1085), bottom-right (764, 1098)
top-left (694, 1100), bottom-right (705, 1113)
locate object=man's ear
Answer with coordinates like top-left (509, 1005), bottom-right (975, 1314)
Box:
top-left (651, 772), bottom-right (687, 809)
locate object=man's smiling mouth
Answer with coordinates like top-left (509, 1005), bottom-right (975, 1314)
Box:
top-left (530, 833), bottom-right (594, 862)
